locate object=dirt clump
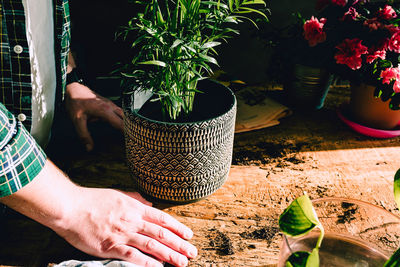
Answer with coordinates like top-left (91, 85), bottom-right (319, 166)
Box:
top-left (240, 226), bottom-right (279, 244)
top-left (207, 228), bottom-right (235, 255)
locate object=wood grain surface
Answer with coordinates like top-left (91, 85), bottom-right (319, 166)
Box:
top-left (1, 86), bottom-right (400, 267)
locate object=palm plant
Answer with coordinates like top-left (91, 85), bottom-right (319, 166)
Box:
top-left (120, 0), bottom-right (268, 120)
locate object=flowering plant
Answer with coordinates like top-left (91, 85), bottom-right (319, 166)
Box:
top-left (302, 0), bottom-right (400, 109)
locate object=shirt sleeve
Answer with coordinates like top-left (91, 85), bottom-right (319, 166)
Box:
top-left (0, 103), bottom-right (47, 197)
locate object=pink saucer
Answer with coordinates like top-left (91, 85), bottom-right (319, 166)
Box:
top-left (337, 105), bottom-right (400, 139)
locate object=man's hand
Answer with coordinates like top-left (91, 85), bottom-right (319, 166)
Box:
top-left (56, 188), bottom-right (197, 267)
top-left (1, 160), bottom-right (198, 267)
top-left (65, 82), bottom-right (124, 151)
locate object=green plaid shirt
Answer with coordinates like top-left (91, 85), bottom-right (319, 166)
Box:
top-left (0, 0), bottom-right (71, 197)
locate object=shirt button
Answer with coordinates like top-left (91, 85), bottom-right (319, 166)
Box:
top-left (13, 45), bottom-right (23, 54)
top-left (17, 113), bottom-right (26, 122)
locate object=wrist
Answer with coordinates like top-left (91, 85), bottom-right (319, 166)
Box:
top-left (0, 160), bottom-right (81, 232)
top-left (66, 68), bottom-right (85, 86)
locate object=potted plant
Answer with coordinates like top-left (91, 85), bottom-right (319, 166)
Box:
top-left (273, 14), bottom-right (334, 110)
top-left (303, 0), bottom-right (400, 129)
top-left (119, 0), bottom-right (268, 203)
top-left (278, 169), bottom-right (400, 266)
top-left (260, 10), bottom-right (334, 111)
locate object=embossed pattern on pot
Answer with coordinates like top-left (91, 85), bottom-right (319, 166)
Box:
top-left (123, 81), bottom-right (237, 203)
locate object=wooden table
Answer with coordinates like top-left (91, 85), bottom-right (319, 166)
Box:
top-left (1, 86), bottom-right (400, 266)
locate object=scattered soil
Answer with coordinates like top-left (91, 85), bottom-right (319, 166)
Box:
top-left (240, 226), bottom-right (279, 244)
top-left (378, 234), bottom-right (400, 249)
top-left (233, 141), bottom-right (309, 166)
top-left (316, 185), bottom-right (329, 198)
top-left (337, 202), bottom-right (358, 224)
top-left (207, 228), bottom-right (235, 255)
top-left (285, 156), bottom-right (306, 164)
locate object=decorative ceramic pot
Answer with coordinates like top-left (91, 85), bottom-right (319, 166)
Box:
top-left (349, 83), bottom-right (400, 130)
top-left (285, 64), bottom-right (333, 110)
top-left (123, 79), bottom-right (236, 203)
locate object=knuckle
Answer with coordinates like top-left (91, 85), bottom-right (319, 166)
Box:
top-left (145, 239), bottom-right (157, 250)
top-left (124, 248), bottom-right (139, 260)
top-left (100, 238), bottom-right (117, 253)
top-left (168, 252), bottom-right (182, 265)
top-left (178, 242), bottom-right (188, 253)
top-left (158, 213), bottom-right (168, 225)
top-left (158, 228), bottom-right (166, 240)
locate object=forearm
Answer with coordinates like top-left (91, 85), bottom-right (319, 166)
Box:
top-left (0, 159), bottom-right (78, 232)
top-left (0, 159), bottom-right (197, 266)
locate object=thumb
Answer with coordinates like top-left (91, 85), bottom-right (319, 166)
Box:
top-left (73, 116), bottom-right (94, 152)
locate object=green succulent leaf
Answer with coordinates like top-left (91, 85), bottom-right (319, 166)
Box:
top-left (384, 247), bottom-right (400, 267)
top-left (279, 194), bottom-right (320, 237)
top-left (286, 249), bottom-right (319, 267)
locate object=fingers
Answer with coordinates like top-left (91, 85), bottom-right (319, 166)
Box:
top-left (127, 233), bottom-right (190, 267)
top-left (73, 114), bottom-right (94, 151)
top-left (114, 106), bottom-right (124, 119)
top-left (139, 221), bottom-right (197, 259)
top-left (95, 100), bottom-right (124, 132)
top-left (108, 245), bottom-right (163, 267)
top-left (103, 107), bottom-right (124, 131)
top-left (143, 207), bottom-right (194, 240)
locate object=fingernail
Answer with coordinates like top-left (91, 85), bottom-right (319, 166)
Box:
top-left (188, 246), bottom-right (198, 258)
top-left (179, 256), bottom-right (188, 267)
top-left (184, 229), bottom-right (193, 239)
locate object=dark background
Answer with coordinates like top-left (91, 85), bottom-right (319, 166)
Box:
top-left (68, 0), bottom-right (316, 89)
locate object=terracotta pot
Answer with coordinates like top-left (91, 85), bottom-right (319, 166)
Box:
top-left (349, 83), bottom-right (400, 130)
top-left (123, 79), bottom-right (236, 204)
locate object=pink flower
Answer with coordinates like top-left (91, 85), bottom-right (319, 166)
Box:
top-left (332, 0), bottom-right (347, 7)
top-left (363, 17), bottom-right (383, 31)
top-left (366, 40), bottom-right (387, 64)
top-left (394, 80), bottom-right (400, 93)
top-left (341, 7), bottom-right (359, 21)
top-left (389, 31), bottom-right (400, 53)
top-left (380, 67), bottom-right (400, 92)
top-left (380, 67), bottom-right (399, 84)
top-left (334, 38), bottom-right (368, 70)
top-left (378, 5), bottom-right (397, 20)
top-left (386, 25), bottom-right (400, 35)
top-left (366, 48), bottom-right (386, 64)
top-left (303, 16), bottom-right (327, 47)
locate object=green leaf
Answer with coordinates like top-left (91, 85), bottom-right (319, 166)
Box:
top-left (237, 6), bottom-right (269, 20)
top-left (242, 0), bottom-right (266, 6)
top-left (384, 247), bottom-right (400, 267)
top-left (279, 194), bottom-right (320, 237)
top-left (138, 60), bottom-right (166, 67)
top-left (199, 54), bottom-right (219, 66)
top-left (201, 41), bottom-right (221, 49)
top-left (394, 169), bottom-right (400, 210)
top-left (286, 249), bottom-right (319, 267)
top-left (171, 39), bottom-right (184, 49)
top-left (306, 248), bottom-right (320, 267)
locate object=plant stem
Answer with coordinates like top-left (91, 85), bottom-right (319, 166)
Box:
top-left (315, 225), bottom-right (325, 250)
